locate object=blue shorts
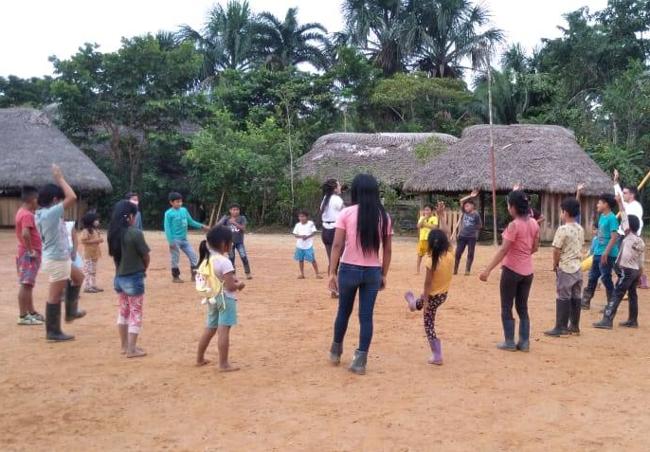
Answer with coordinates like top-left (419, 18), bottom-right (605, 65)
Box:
top-left (114, 272), bottom-right (146, 296)
top-left (294, 247), bottom-right (315, 263)
top-left (206, 295), bottom-right (237, 328)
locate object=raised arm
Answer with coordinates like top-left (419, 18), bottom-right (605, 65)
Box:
top-left (436, 201), bottom-right (450, 238)
top-left (459, 190), bottom-right (479, 207)
top-left (51, 164), bottom-right (77, 209)
top-left (615, 194), bottom-right (629, 232)
top-left (576, 183), bottom-right (585, 201)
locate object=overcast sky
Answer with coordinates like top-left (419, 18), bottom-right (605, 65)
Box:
top-left (1, 0), bottom-right (607, 78)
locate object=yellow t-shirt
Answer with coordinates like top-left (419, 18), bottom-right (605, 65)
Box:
top-left (425, 249), bottom-right (454, 296)
top-left (418, 215), bottom-right (439, 241)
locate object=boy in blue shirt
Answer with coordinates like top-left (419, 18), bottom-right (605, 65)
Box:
top-left (164, 192), bottom-right (209, 283)
top-left (581, 193), bottom-right (620, 310)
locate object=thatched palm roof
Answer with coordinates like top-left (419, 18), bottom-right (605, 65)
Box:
top-left (0, 108), bottom-right (112, 193)
top-left (404, 125), bottom-right (612, 196)
top-left (297, 132), bottom-right (458, 188)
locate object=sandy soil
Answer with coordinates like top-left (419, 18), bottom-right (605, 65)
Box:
top-left (1, 230), bottom-right (649, 451)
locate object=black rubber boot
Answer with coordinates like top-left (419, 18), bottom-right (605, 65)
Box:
top-left (46, 303), bottom-right (74, 341)
top-left (568, 298), bottom-right (582, 335)
top-left (64, 283), bottom-right (86, 322)
top-left (517, 318), bottom-right (531, 352)
top-left (621, 294), bottom-right (639, 327)
top-left (329, 342), bottom-right (343, 365)
top-left (581, 287), bottom-right (594, 310)
top-left (497, 319), bottom-right (517, 351)
top-left (544, 300), bottom-right (570, 337)
top-left (593, 317), bottom-right (613, 329)
top-left (349, 350), bottom-right (368, 375)
top-left (172, 267), bottom-right (183, 283)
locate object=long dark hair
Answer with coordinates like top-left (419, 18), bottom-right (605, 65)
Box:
top-left (350, 174), bottom-right (388, 256)
top-left (108, 200), bottom-right (138, 267)
top-left (198, 226), bottom-right (233, 268)
top-left (320, 179), bottom-right (338, 214)
top-left (428, 229), bottom-right (450, 271)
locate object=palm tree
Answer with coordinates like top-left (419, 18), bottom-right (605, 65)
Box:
top-left (253, 8), bottom-right (330, 70)
top-left (414, 0), bottom-right (504, 78)
top-left (342, 0), bottom-right (418, 75)
top-left (178, 0), bottom-right (256, 80)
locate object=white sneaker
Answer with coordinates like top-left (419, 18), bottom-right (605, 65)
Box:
top-left (17, 314), bottom-right (43, 326)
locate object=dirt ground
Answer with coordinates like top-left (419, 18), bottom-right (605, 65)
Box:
top-left (1, 229), bottom-right (649, 451)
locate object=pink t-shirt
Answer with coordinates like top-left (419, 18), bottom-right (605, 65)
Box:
top-left (15, 207), bottom-right (42, 255)
top-left (335, 205), bottom-right (393, 267)
top-left (502, 217), bottom-right (540, 276)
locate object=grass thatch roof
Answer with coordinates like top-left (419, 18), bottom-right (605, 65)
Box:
top-left (404, 124), bottom-right (612, 196)
top-left (0, 108), bottom-right (112, 193)
top-left (297, 132), bottom-right (458, 188)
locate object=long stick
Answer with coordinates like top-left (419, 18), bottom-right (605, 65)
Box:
top-left (487, 53), bottom-right (498, 247)
top-left (216, 189), bottom-right (225, 223)
top-left (637, 170), bottom-right (650, 190)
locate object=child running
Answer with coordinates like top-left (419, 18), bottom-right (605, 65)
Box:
top-left (218, 204), bottom-right (252, 280)
top-left (293, 210), bottom-right (322, 279)
top-left (544, 198), bottom-right (584, 337)
top-left (15, 186), bottom-right (45, 325)
top-left (108, 200), bottom-right (150, 358)
top-left (35, 165), bottom-right (85, 341)
top-left (416, 204), bottom-right (438, 274)
top-left (593, 195), bottom-right (645, 329)
top-left (196, 226), bottom-right (245, 371)
top-left (454, 190), bottom-right (482, 275)
top-left (80, 212), bottom-right (104, 293)
top-left (480, 190), bottom-right (540, 352)
top-left (405, 202), bottom-right (452, 365)
top-left (164, 192), bottom-right (209, 283)
top-left (581, 194), bottom-right (619, 310)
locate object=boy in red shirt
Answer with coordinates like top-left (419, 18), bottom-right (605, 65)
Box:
top-left (15, 186), bottom-right (44, 325)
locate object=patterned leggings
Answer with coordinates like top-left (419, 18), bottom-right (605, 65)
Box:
top-left (117, 293), bottom-right (144, 334)
top-left (417, 292), bottom-right (448, 341)
top-left (83, 259), bottom-right (98, 289)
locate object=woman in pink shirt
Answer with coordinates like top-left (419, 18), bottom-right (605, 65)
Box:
top-left (480, 191), bottom-right (540, 352)
top-left (328, 174), bottom-right (392, 375)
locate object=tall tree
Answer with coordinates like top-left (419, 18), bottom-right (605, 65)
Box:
top-left (413, 0), bottom-right (503, 78)
top-left (343, 0), bottom-right (417, 75)
top-left (254, 7), bottom-right (330, 70)
top-left (179, 0), bottom-right (257, 80)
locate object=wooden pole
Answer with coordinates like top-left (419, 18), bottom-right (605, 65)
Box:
top-left (637, 170), bottom-right (650, 190)
top-left (487, 53), bottom-right (498, 247)
top-left (216, 189), bottom-right (226, 223)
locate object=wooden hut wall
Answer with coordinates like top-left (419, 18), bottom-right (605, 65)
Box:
top-left (0, 197), bottom-right (88, 227)
top-left (540, 193), bottom-right (597, 242)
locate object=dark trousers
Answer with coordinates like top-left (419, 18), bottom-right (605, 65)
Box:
top-left (604, 267), bottom-right (640, 321)
top-left (500, 267), bottom-right (534, 342)
top-left (333, 263), bottom-right (382, 352)
top-left (586, 255), bottom-right (616, 298)
top-left (455, 236), bottom-right (477, 273)
top-left (229, 242), bottom-right (251, 275)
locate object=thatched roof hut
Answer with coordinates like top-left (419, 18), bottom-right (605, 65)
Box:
top-left (404, 124), bottom-right (611, 195)
top-left (403, 124), bottom-right (613, 241)
top-left (0, 108), bottom-right (112, 192)
top-left (297, 132), bottom-right (458, 189)
top-left (0, 108), bottom-right (112, 226)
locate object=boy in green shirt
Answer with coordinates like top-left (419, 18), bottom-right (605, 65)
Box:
top-left (164, 192), bottom-right (209, 283)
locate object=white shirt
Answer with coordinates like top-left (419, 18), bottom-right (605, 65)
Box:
top-left (211, 251), bottom-right (237, 298)
top-left (293, 221), bottom-right (317, 249)
top-left (615, 184), bottom-right (644, 236)
top-left (320, 195), bottom-right (344, 229)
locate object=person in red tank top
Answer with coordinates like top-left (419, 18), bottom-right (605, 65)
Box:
top-left (480, 191), bottom-right (540, 352)
top-left (15, 186), bottom-right (44, 325)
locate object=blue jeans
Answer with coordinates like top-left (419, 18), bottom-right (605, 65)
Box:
top-left (587, 255), bottom-right (616, 297)
top-left (229, 242), bottom-right (251, 275)
top-left (114, 272), bottom-right (145, 296)
top-left (170, 239), bottom-right (198, 274)
top-left (333, 263), bottom-right (382, 352)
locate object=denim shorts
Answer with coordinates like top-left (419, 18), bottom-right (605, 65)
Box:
top-left (294, 247), bottom-right (315, 263)
top-left (206, 295), bottom-right (237, 328)
top-left (114, 272), bottom-right (146, 296)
